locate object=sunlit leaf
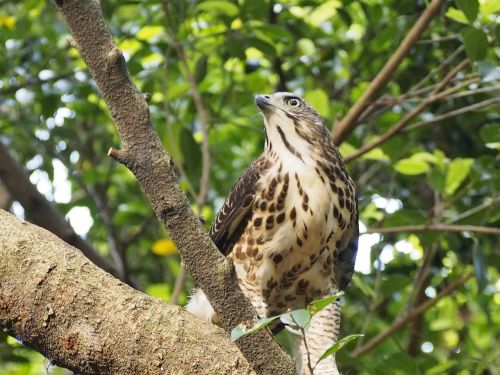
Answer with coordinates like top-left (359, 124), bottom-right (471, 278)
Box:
top-left (307, 292), bottom-right (343, 315)
top-left (445, 8), bottom-right (469, 24)
top-left (395, 158), bottom-right (430, 175)
top-left (304, 88), bottom-right (330, 117)
top-left (151, 239), bottom-right (178, 256)
top-left (445, 158), bottom-right (474, 195)
top-left (146, 283), bottom-right (171, 301)
top-left (197, 1), bottom-right (239, 17)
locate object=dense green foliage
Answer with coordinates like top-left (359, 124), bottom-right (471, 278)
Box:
top-left (0, 0), bottom-right (499, 374)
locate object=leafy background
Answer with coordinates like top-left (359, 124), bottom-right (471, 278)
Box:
top-left (0, 0), bottom-right (499, 374)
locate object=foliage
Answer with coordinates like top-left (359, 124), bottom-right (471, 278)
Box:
top-left (1, 0), bottom-right (499, 374)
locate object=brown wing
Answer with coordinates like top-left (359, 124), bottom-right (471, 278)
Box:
top-left (209, 159), bottom-right (263, 255)
top-left (335, 200), bottom-right (359, 291)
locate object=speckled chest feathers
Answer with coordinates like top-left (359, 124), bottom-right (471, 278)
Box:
top-left (229, 116), bottom-right (357, 319)
top-left (187, 92), bottom-right (358, 374)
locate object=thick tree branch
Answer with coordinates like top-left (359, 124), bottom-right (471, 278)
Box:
top-left (365, 224), bottom-right (500, 236)
top-left (352, 272), bottom-right (473, 357)
top-left (54, 1), bottom-right (295, 373)
top-left (332, 0), bottom-right (447, 144)
top-left (0, 209), bottom-right (254, 375)
top-left (0, 141), bottom-right (120, 280)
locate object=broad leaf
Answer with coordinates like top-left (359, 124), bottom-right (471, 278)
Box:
top-left (462, 27), bottom-right (488, 61)
top-left (395, 158), bottom-right (430, 175)
top-left (445, 158), bottom-right (474, 195)
top-left (454, 0), bottom-right (479, 23)
top-left (316, 334), bottom-right (364, 364)
top-left (307, 292), bottom-right (344, 315)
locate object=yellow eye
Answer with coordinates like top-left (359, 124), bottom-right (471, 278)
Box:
top-left (286, 98), bottom-right (301, 108)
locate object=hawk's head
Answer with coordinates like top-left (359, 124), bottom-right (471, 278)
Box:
top-left (255, 92), bottom-right (332, 161)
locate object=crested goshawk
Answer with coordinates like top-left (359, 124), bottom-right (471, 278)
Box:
top-left (187, 92), bottom-right (358, 375)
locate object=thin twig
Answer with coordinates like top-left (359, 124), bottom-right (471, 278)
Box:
top-left (332, 0), bottom-right (447, 144)
top-left (352, 272), bottom-right (473, 357)
top-left (403, 97), bottom-right (500, 132)
top-left (344, 60), bottom-right (470, 162)
top-left (365, 224), bottom-right (500, 236)
top-left (411, 46), bottom-right (464, 91)
top-left (446, 196), bottom-right (500, 224)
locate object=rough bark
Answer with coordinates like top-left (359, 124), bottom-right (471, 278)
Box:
top-left (0, 209), bottom-right (254, 375)
top-left (0, 141), bottom-right (119, 279)
top-left (53, 0), bottom-right (295, 374)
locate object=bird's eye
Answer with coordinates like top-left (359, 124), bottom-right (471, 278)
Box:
top-left (286, 98), bottom-right (301, 108)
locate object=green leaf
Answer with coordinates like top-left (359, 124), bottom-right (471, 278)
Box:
top-left (362, 148), bottom-right (390, 161)
top-left (196, 1), bottom-right (239, 17)
top-left (195, 55), bottom-right (208, 84)
top-left (280, 309), bottom-right (311, 329)
top-left (479, 123), bottom-right (500, 143)
top-left (445, 158), bottom-right (474, 195)
top-left (304, 88), bottom-right (330, 117)
top-left (454, 0), bottom-right (479, 23)
top-left (426, 360), bottom-right (458, 375)
top-left (473, 243), bottom-right (488, 292)
top-left (445, 8), bottom-right (469, 24)
top-left (462, 27), bottom-right (488, 61)
top-left (316, 334), bottom-right (364, 363)
top-left (230, 316), bottom-right (279, 341)
top-left (395, 158), bottom-right (430, 175)
top-left (307, 292), bottom-right (343, 315)
top-left (309, 0), bottom-right (341, 26)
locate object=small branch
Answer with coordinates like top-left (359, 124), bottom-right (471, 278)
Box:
top-left (403, 97), bottom-right (500, 133)
top-left (446, 196), bottom-right (500, 224)
top-left (344, 60), bottom-right (469, 162)
top-left (42, 142), bottom-right (130, 283)
top-left (365, 223), bottom-right (500, 236)
top-left (352, 272), bottom-right (473, 357)
top-left (0, 140), bottom-right (119, 279)
top-left (332, 0), bottom-right (447, 144)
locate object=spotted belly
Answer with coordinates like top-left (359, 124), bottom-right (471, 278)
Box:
top-left (229, 166), bottom-right (354, 318)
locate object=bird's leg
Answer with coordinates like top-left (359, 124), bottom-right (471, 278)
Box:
top-left (296, 298), bottom-right (341, 375)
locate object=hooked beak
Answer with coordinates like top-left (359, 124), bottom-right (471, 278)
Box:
top-left (255, 94), bottom-right (272, 112)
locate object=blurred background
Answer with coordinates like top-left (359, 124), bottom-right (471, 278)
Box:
top-left (0, 0), bottom-right (499, 374)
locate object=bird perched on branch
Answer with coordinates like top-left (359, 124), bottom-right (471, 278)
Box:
top-left (187, 92), bottom-right (358, 374)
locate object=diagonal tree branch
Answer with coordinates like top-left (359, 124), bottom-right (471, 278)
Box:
top-left (0, 209), bottom-right (254, 375)
top-left (0, 140), bottom-right (121, 281)
top-left (332, 0), bottom-right (447, 144)
top-left (344, 59), bottom-right (470, 162)
top-left (365, 224), bottom-right (500, 236)
top-left (352, 272), bottom-right (473, 357)
top-left (53, 1), bottom-right (295, 373)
